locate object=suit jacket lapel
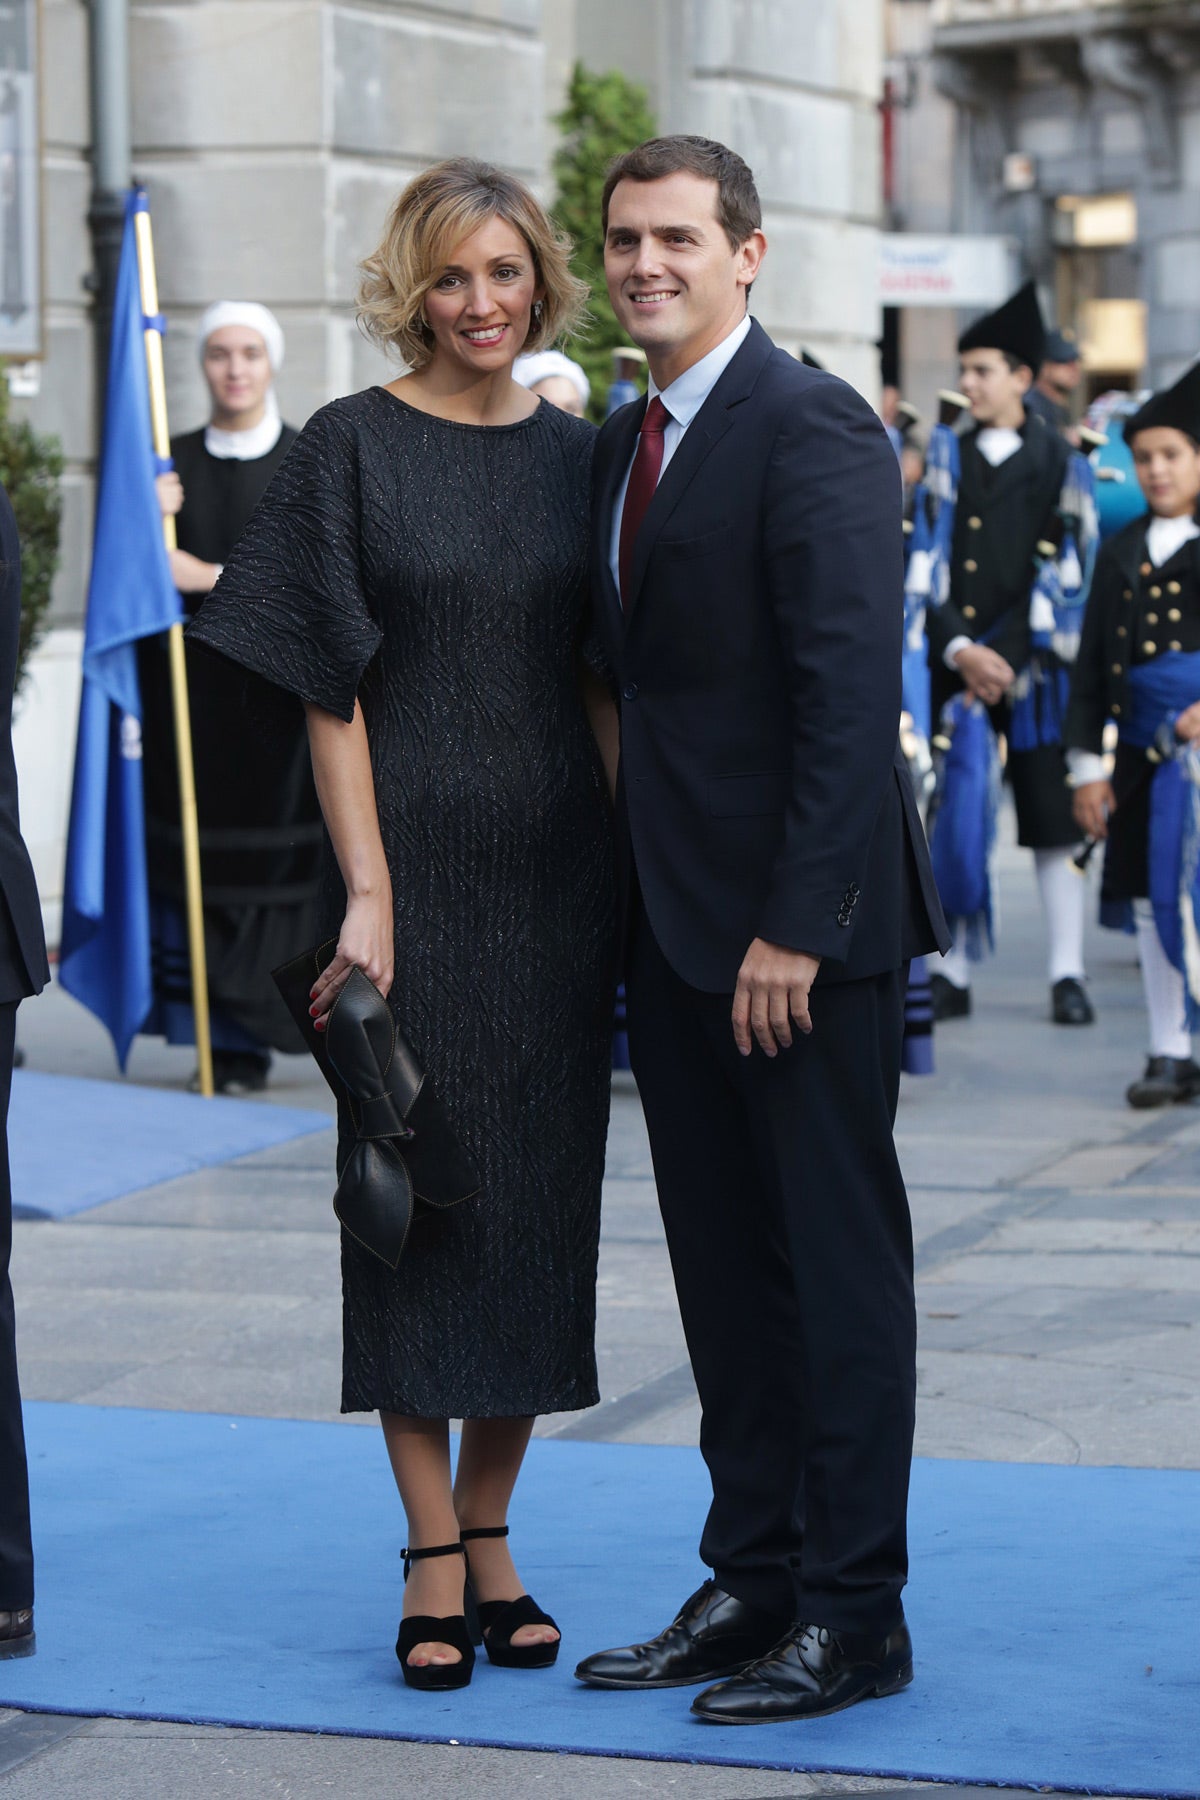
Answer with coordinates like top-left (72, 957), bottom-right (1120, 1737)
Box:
top-left (595, 400), bottom-right (642, 633)
top-left (624, 320), bottom-right (774, 618)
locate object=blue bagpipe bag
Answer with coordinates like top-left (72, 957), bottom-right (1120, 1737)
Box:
top-left (1123, 651), bottom-right (1200, 1026)
top-left (928, 694), bottom-right (1000, 959)
top-left (903, 422), bottom-right (960, 744)
top-left (1009, 449), bottom-right (1099, 751)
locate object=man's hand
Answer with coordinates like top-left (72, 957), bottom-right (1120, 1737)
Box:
top-left (168, 548), bottom-right (221, 595)
top-left (156, 471), bottom-right (184, 517)
top-left (733, 938), bottom-right (821, 1057)
top-left (1176, 701), bottom-right (1200, 745)
top-left (1072, 779), bottom-right (1114, 840)
top-left (952, 642), bottom-right (1015, 708)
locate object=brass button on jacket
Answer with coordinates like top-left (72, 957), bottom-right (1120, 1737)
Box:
top-left (1169, 609), bottom-right (1182, 622)
top-left (1143, 641), bottom-right (1158, 656)
top-left (1149, 586), bottom-right (1163, 599)
top-left (968, 516), bottom-right (982, 530)
top-left (1147, 613), bottom-right (1159, 625)
top-left (964, 559), bottom-right (978, 573)
top-left (1140, 562), bottom-right (1152, 576)
top-left (963, 605), bottom-right (977, 620)
top-left (1168, 581), bottom-right (1182, 595)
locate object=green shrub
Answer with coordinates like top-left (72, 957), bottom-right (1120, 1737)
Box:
top-left (0, 376), bottom-right (64, 692)
top-left (552, 63), bottom-right (656, 420)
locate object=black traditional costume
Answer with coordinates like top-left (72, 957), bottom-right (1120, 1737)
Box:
top-left (927, 282), bottom-right (1093, 1024)
top-left (1066, 362), bottom-right (1200, 1105)
top-left (139, 304), bottom-right (322, 1081)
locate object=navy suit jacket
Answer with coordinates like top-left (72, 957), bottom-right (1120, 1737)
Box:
top-left (590, 319), bottom-right (947, 994)
top-left (0, 486), bottom-right (48, 1006)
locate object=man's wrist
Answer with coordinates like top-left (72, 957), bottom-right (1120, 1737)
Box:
top-left (944, 635), bottom-right (972, 671)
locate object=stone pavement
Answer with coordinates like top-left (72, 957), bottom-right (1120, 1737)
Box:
top-left (2, 814), bottom-right (1195, 1795)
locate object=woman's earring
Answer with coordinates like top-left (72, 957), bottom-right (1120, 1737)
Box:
top-left (532, 301), bottom-right (544, 324)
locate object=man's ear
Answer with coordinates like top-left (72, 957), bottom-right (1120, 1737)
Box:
top-left (1014, 363), bottom-right (1034, 395)
top-left (736, 229), bottom-right (768, 289)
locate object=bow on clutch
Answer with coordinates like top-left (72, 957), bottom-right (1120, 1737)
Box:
top-left (273, 943), bottom-right (480, 1269)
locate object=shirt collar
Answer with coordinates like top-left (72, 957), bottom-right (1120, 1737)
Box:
top-left (648, 315), bottom-right (752, 427)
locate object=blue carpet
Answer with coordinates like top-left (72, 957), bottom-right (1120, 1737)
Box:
top-left (1, 1405), bottom-right (1196, 1793)
top-left (8, 1072), bottom-right (330, 1219)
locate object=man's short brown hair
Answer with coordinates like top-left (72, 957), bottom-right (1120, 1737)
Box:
top-left (601, 136), bottom-right (761, 250)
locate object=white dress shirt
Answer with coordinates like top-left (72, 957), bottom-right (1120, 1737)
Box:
top-left (608, 314), bottom-right (752, 594)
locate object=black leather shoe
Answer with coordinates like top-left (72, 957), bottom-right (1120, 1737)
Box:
top-left (0, 1609), bottom-right (35, 1659)
top-left (573, 1580), bottom-right (791, 1690)
top-left (1127, 1055), bottom-right (1200, 1110)
top-left (1051, 978), bottom-right (1094, 1025)
top-left (930, 974), bottom-right (971, 1020)
top-left (691, 1618), bottom-right (912, 1723)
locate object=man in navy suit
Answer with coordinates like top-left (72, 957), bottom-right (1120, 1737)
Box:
top-left (573, 137), bottom-right (947, 1724)
top-left (0, 483), bottom-right (49, 1659)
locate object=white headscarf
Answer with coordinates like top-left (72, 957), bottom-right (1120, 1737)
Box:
top-left (198, 302), bottom-right (286, 460)
top-left (513, 350), bottom-right (590, 413)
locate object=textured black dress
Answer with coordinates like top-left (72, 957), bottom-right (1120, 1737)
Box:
top-left (190, 389), bottom-right (614, 1417)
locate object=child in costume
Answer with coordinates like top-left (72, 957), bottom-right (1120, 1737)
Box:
top-left (1067, 361), bottom-right (1200, 1106)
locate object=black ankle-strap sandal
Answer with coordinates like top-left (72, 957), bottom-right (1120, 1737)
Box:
top-left (396, 1541), bottom-right (475, 1690)
top-left (460, 1525), bottom-right (560, 1670)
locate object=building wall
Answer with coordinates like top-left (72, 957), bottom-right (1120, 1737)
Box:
top-left (930, 1), bottom-right (1200, 390)
top-left (14, 0), bottom-right (888, 936)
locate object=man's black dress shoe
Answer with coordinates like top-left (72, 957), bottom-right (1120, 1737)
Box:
top-left (1127, 1055), bottom-right (1200, 1109)
top-left (574, 1580), bottom-right (790, 1689)
top-left (0, 1609), bottom-right (35, 1659)
top-left (929, 974), bottom-right (971, 1020)
top-left (1051, 977), bottom-right (1094, 1025)
top-left (691, 1618), bottom-right (913, 1723)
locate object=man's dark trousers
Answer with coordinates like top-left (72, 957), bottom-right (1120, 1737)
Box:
top-left (625, 896), bottom-right (915, 1632)
top-left (0, 999), bottom-right (31, 1611)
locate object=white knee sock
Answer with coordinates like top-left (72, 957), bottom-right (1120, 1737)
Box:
top-left (938, 919), bottom-right (972, 990)
top-left (1034, 847), bottom-right (1086, 984)
top-left (1134, 901), bottom-right (1192, 1059)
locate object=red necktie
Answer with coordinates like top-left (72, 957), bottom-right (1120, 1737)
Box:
top-left (618, 396), bottom-right (671, 611)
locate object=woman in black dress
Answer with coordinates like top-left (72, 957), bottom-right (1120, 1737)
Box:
top-left (190, 160), bottom-right (616, 1690)
top-left (143, 303), bottom-right (322, 1093)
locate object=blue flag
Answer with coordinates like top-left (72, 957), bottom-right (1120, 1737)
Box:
top-left (59, 189), bottom-right (182, 1068)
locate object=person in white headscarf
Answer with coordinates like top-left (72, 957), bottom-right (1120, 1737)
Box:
top-left (513, 348), bottom-right (590, 418)
top-left (142, 302), bottom-right (320, 1093)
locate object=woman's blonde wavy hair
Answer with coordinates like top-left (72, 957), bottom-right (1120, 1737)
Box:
top-left (358, 158), bottom-right (588, 370)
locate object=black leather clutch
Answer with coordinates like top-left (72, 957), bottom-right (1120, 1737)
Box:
top-left (273, 942), bottom-right (480, 1270)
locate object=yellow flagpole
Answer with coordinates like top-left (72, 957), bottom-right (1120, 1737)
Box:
top-left (132, 194), bottom-right (214, 1099)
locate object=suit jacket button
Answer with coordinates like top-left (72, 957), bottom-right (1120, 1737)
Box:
top-left (622, 682), bottom-right (638, 701)
top-left (837, 912), bottom-right (851, 927)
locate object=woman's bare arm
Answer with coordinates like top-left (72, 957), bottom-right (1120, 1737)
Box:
top-left (581, 663), bottom-right (619, 805)
top-left (304, 700), bottom-right (394, 1023)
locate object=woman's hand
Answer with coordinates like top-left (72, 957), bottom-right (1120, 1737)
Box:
top-left (1072, 779), bottom-right (1114, 840)
top-left (156, 471), bottom-right (184, 517)
top-left (309, 887), bottom-right (394, 1028)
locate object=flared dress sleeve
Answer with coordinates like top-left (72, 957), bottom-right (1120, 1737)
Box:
top-left (187, 402), bottom-right (382, 724)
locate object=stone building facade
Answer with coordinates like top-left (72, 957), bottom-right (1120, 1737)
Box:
top-left (926, 0), bottom-right (1200, 388)
top-left (17, 0), bottom-right (887, 929)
